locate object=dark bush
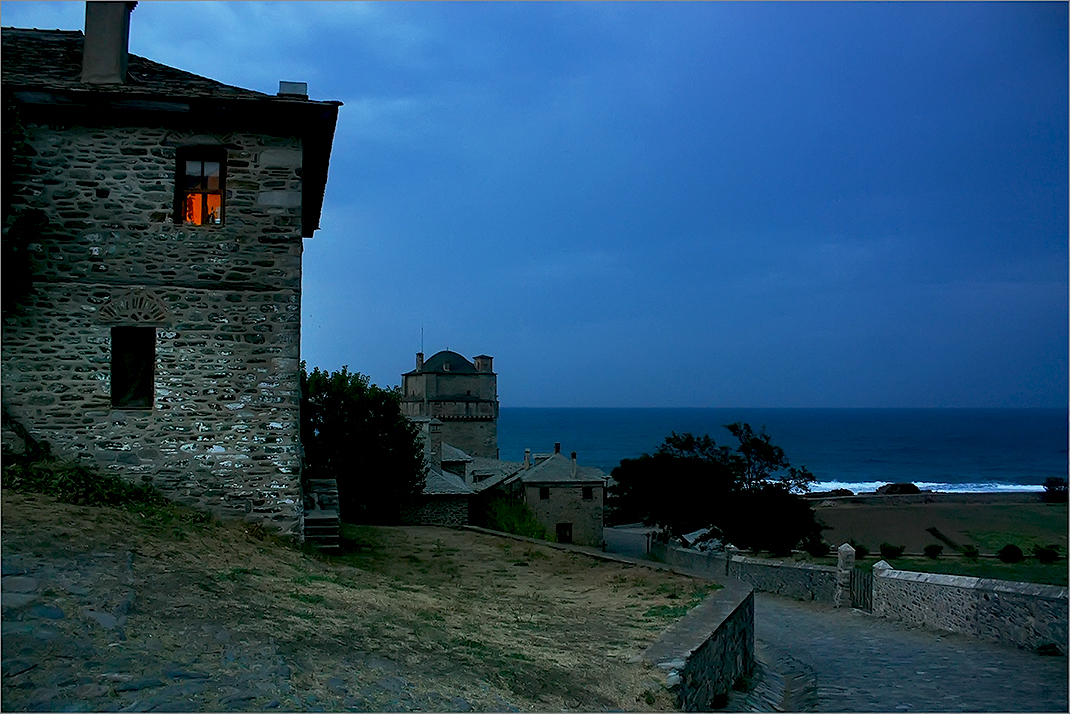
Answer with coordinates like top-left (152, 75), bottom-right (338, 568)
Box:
top-left (998, 544), bottom-right (1024, 563)
top-left (2, 451), bottom-right (166, 510)
top-left (1032, 544), bottom-right (1060, 564)
top-left (718, 485), bottom-right (823, 556)
top-left (961, 544), bottom-right (979, 561)
top-left (923, 544), bottom-right (944, 559)
top-left (879, 542), bottom-right (906, 559)
top-left (803, 538), bottom-right (830, 558)
top-left (301, 364), bottom-right (426, 524)
top-left (1042, 477), bottom-right (1068, 503)
top-left (484, 496), bottom-right (554, 541)
top-left (848, 539), bottom-right (869, 560)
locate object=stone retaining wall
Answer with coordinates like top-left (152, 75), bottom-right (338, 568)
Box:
top-left (872, 562), bottom-right (1069, 653)
top-left (651, 543), bottom-right (839, 604)
top-left (642, 578), bottom-right (755, 711)
top-left (400, 497), bottom-right (470, 527)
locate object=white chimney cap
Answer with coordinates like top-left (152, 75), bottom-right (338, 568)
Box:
top-left (278, 81), bottom-right (308, 97)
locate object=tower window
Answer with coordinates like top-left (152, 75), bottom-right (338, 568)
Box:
top-left (174, 147), bottom-right (226, 225)
top-left (111, 326), bottom-right (155, 409)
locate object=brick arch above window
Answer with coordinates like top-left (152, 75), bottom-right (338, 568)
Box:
top-left (97, 291), bottom-right (170, 325)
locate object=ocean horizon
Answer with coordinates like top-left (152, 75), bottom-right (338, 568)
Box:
top-left (497, 407), bottom-right (1068, 494)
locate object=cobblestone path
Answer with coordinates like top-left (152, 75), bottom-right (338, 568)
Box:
top-left (604, 527), bottom-right (1069, 713)
top-left (748, 593), bottom-right (1068, 712)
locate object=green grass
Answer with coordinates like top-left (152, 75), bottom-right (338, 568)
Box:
top-left (855, 556), bottom-right (1067, 587)
top-left (2, 449), bottom-right (216, 533)
top-left (644, 604), bottom-right (690, 618)
top-left (750, 548), bottom-right (1067, 586)
top-left (289, 592), bottom-right (326, 604)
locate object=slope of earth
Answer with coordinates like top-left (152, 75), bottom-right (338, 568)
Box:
top-left (1, 491), bottom-right (716, 712)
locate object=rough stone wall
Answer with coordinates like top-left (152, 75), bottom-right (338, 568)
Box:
top-left (400, 497), bottom-right (470, 527)
top-left (2, 123), bottom-right (306, 534)
top-left (524, 484), bottom-right (603, 547)
top-left (650, 542), bottom-right (728, 578)
top-left (643, 579), bottom-right (755, 712)
top-left (727, 555), bottom-right (838, 604)
top-left (872, 564), bottom-right (1069, 652)
top-left (650, 544), bottom-right (838, 604)
top-left (438, 420), bottom-right (497, 460)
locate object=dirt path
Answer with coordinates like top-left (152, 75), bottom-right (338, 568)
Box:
top-left (2, 492), bottom-right (717, 712)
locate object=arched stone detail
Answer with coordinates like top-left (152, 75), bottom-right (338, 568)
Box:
top-left (97, 290), bottom-right (170, 324)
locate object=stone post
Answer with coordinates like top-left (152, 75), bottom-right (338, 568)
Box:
top-left (834, 543), bottom-right (855, 608)
top-left (725, 545), bottom-right (739, 577)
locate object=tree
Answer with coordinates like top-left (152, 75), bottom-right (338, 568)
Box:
top-left (722, 422), bottom-right (815, 493)
top-left (300, 364), bottom-right (426, 523)
top-left (607, 423), bottom-right (822, 555)
top-left (1042, 477), bottom-right (1068, 503)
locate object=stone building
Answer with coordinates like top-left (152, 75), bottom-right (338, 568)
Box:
top-left (400, 350), bottom-right (499, 458)
top-left (515, 445), bottom-right (606, 547)
top-left (399, 418), bottom-right (473, 527)
top-left (0, 3), bottom-right (340, 536)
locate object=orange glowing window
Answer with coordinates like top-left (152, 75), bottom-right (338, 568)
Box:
top-left (174, 148), bottom-right (226, 225)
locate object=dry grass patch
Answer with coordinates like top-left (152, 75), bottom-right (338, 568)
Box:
top-left (2, 491), bottom-right (719, 711)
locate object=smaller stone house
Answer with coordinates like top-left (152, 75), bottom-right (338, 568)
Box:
top-left (514, 446), bottom-right (606, 547)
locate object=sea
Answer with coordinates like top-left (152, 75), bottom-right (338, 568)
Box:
top-left (497, 408), bottom-right (1068, 494)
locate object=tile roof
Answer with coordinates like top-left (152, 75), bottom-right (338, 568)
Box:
top-left (519, 452), bottom-right (607, 484)
top-left (467, 458), bottom-right (526, 493)
top-left (441, 443), bottom-right (474, 464)
top-left (1, 28), bottom-right (274, 100)
top-left (404, 350), bottom-right (477, 375)
top-left (422, 468), bottom-right (473, 496)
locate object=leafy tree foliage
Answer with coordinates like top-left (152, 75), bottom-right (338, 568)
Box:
top-left (483, 496), bottom-right (554, 541)
top-left (300, 364), bottom-right (426, 524)
top-left (1042, 477), bottom-right (1068, 503)
top-left (607, 423), bottom-right (822, 555)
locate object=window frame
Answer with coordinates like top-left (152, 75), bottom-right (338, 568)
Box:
top-left (173, 146), bottom-right (227, 226)
top-left (110, 326), bottom-right (156, 409)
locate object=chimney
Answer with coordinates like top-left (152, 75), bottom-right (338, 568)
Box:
top-left (81, 2), bottom-right (136, 85)
top-left (571, 451), bottom-right (578, 478)
top-left (278, 81), bottom-right (308, 99)
top-left (428, 419), bottom-right (443, 472)
top-left (474, 355), bottom-right (493, 373)
top-left (554, 442), bottom-right (561, 454)
top-left (524, 449), bottom-right (531, 470)
top-left (416, 352), bottom-right (424, 370)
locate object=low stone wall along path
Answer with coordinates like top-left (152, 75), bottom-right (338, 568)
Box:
top-left (604, 526), bottom-right (1069, 713)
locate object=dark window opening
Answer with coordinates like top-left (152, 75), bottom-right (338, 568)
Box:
top-left (582, 486), bottom-right (594, 500)
top-left (175, 147), bottom-right (226, 225)
top-left (539, 486), bottom-right (550, 500)
top-left (111, 326), bottom-right (155, 409)
top-left (556, 523), bottom-right (573, 544)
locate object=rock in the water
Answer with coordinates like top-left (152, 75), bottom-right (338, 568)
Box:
top-left (876, 482), bottom-right (921, 495)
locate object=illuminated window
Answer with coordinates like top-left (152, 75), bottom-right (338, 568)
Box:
top-left (111, 326), bottom-right (155, 409)
top-left (175, 147), bottom-right (226, 225)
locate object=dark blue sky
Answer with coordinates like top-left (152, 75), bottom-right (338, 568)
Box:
top-left (4, 2), bottom-right (1067, 407)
